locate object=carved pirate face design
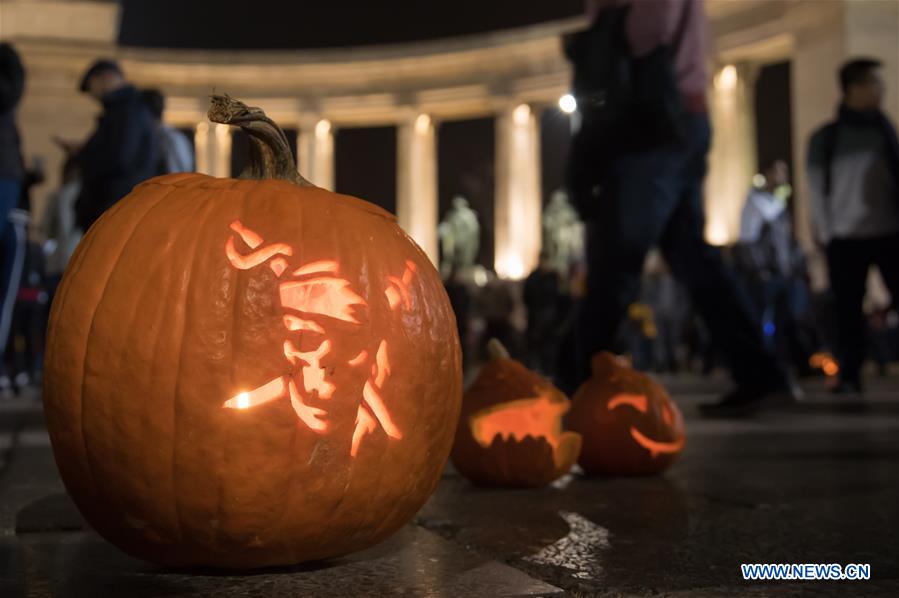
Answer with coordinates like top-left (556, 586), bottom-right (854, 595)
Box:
top-left (221, 220), bottom-right (416, 456)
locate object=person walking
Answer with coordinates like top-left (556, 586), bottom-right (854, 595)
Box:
top-left (140, 88), bottom-right (194, 175)
top-left (564, 0), bottom-right (794, 414)
top-left (807, 57), bottom-right (899, 394)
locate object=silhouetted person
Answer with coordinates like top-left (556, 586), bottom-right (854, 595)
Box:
top-left (735, 159), bottom-right (815, 375)
top-left (443, 266), bottom-right (471, 362)
top-left (807, 57), bottom-right (899, 394)
top-left (0, 43), bottom-right (29, 398)
top-left (41, 155), bottom-right (82, 304)
top-left (140, 88), bottom-right (194, 175)
top-left (565, 0), bottom-right (792, 414)
top-left (59, 60), bottom-right (156, 231)
top-left (523, 251), bottom-right (562, 376)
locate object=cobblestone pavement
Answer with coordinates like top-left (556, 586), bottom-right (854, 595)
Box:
top-left (1, 375), bottom-right (898, 596)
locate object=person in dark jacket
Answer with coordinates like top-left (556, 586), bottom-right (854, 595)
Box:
top-left (564, 0), bottom-right (794, 415)
top-left (807, 58), bottom-right (899, 394)
top-left (523, 251), bottom-right (562, 376)
top-left (0, 43), bottom-right (29, 397)
top-left (59, 60), bottom-right (157, 231)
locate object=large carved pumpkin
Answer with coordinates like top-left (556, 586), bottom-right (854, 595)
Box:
top-left (451, 340), bottom-right (581, 488)
top-left (568, 353), bottom-right (685, 476)
top-left (42, 96), bottom-right (462, 568)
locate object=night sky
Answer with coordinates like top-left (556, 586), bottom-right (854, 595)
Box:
top-left (119, 0), bottom-right (584, 49)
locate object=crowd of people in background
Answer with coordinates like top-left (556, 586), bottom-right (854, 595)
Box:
top-left (0, 49), bottom-right (192, 397)
top-left (0, 0), bottom-right (897, 408)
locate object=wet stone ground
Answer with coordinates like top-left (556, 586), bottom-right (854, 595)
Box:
top-left (1, 374), bottom-right (898, 597)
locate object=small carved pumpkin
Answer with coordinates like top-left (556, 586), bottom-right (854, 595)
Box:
top-left (568, 353), bottom-right (685, 476)
top-left (42, 96), bottom-right (462, 568)
top-left (450, 340), bottom-right (581, 487)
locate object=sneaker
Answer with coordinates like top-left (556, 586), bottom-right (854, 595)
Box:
top-left (699, 382), bottom-right (801, 417)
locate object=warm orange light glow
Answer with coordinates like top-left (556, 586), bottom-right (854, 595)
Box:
top-left (270, 257), bottom-right (289, 277)
top-left (374, 340), bottom-right (390, 388)
top-left (288, 378), bottom-right (329, 432)
top-left (362, 382), bottom-right (402, 440)
top-left (351, 405), bottom-right (377, 457)
top-left (230, 220), bottom-right (263, 249)
top-left (280, 278), bottom-right (367, 323)
top-left (224, 377), bottom-right (287, 410)
top-left (348, 350), bottom-right (368, 366)
top-left (809, 352), bottom-right (840, 377)
top-left (283, 314), bottom-right (325, 334)
top-left (293, 260), bottom-right (339, 277)
top-left (384, 260), bottom-right (417, 310)
top-left (629, 428), bottom-right (685, 457)
top-left (470, 395), bottom-right (567, 449)
top-left (607, 394), bottom-right (648, 414)
top-left (226, 236), bottom-right (293, 270)
top-left (222, 221), bottom-right (411, 457)
top-left (608, 393), bottom-right (684, 458)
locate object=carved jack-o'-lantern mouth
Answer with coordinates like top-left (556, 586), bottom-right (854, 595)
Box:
top-left (470, 395), bottom-right (568, 450)
top-left (607, 394), bottom-right (685, 458)
top-left (220, 220), bottom-right (417, 457)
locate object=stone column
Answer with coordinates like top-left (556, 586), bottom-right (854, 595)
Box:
top-left (494, 103), bottom-right (542, 279)
top-left (396, 114), bottom-right (439, 265)
top-left (194, 121), bottom-right (231, 178)
top-left (705, 62), bottom-right (759, 246)
top-left (298, 115), bottom-right (335, 190)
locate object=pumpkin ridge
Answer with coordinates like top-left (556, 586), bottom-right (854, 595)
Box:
top-left (169, 194), bottom-right (222, 545)
top-left (142, 195), bottom-right (218, 548)
top-left (79, 185), bottom-right (181, 515)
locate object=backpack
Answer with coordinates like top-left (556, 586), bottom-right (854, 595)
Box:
top-left (567, 4), bottom-right (688, 151)
top-left (565, 4), bottom-right (689, 219)
top-left (565, 7), bottom-right (633, 144)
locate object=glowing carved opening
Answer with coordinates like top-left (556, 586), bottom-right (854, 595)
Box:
top-left (352, 405), bottom-right (377, 457)
top-left (283, 314), bottom-right (325, 334)
top-left (280, 278), bottom-right (366, 324)
top-left (384, 260), bottom-right (417, 310)
top-left (288, 378), bottom-right (329, 432)
top-left (270, 257), bottom-right (289, 277)
top-left (293, 260), bottom-right (339, 277)
top-left (607, 394), bottom-right (648, 413)
top-left (224, 377), bottom-right (287, 410)
top-left (222, 221), bottom-right (414, 457)
top-left (608, 393), bottom-right (685, 458)
top-left (470, 395), bottom-right (567, 449)
top-left (348, 350), bottom-right (368, 366)
top-left (230, 220), bottom-right (263, 248)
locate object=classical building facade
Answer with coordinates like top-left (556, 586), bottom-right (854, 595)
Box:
top-left (2, 0), bottom-right (897, 279)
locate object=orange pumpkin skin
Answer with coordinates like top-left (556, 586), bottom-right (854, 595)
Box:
top-left (43, 173), bottom-right (462, 568)
top-left (568, 353), bottom-right (685, 476)
top-left (451, 347), bottom-right (581, 488)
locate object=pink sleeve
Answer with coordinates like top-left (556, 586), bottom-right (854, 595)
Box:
top-left (625, 0), bottom-right (685, 57)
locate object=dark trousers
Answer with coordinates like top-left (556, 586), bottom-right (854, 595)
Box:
top-left (570, 113), bottom-right (783, 391)
top-left (0, 179), bottom-right (26, 367)
top-left (825, 233), bottom-right (899, 384)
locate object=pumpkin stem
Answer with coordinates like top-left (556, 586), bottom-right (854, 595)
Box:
top-left (486, 338), bottom-right (511, 361)
top-left (207, 94), bottom-right (313, 187)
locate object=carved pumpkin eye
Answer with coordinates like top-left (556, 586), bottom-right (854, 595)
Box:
top-left (607, 393), bottom-right (648, 414)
